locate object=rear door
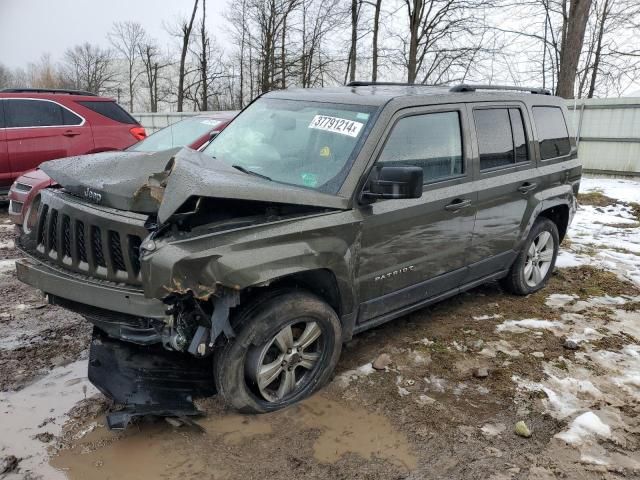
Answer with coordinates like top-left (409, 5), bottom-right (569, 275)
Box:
top-left (0, 101), bottom-right (9, 191)
top-left (357, 104), bottom-right (477, 322)
top-left (466, 102), bottom-right (540, 280)
top-left (4, 99), bottom-right (86, 178)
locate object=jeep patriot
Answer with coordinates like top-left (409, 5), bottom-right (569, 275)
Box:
top-left (15, 82), bottom-right (581, 419)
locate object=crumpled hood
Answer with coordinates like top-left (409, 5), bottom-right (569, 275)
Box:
top-left (40, 147), bottom-right (349, 223)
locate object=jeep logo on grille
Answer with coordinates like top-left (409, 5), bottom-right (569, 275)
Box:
top-left (83, 187), bottom-right (102, 204)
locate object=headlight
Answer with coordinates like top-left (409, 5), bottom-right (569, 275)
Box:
top-left (22, 193), bottom-right (41, 235)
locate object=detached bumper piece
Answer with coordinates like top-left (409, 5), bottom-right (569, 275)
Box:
top-left (88, 328), bottom-right (215, 430)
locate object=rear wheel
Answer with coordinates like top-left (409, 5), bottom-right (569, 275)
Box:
top-left (501, 217), bottom-right (559, 295)
top-left (214, 290), bottom-right (342, 413)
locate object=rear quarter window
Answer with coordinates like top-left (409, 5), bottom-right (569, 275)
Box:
top-left (532, 106), bottom-right (571, 160)
top-left (77, 101), bottom-right (138, 125)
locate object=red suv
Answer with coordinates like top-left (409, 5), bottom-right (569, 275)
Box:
top-left (0, 88), bottom-right (146, 196)
top-left (8, 111), bottom-right (237, 226)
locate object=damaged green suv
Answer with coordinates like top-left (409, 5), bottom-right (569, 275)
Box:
top-left (16, 83), bottom-right (581, 419)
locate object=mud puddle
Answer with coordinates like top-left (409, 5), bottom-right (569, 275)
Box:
top-left (51, 394), bottom-right (416, 479)
top-left (0, 360), bottom-right (98, 479)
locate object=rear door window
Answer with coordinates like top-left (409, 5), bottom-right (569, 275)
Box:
top-left (76, 101), bottom-right (138, 125)
top-left (378, 111), bottom-right (463, 183)
top-left (61, 108), bottom-right (83, 126)
top-left (5, 99), bottom-right (64, 128)
top-left (532, 106), bottom-right (571, 160)
top-left (474, 107), bottom-right (529, 170)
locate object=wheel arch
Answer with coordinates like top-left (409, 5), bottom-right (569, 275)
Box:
top-left (238, 267), bottom-right (353, 323)
top-left (537, 203), bottom-right (570, 242)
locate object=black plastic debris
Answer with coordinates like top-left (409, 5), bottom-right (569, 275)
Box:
top-left (88, 328), bottom-right (215, 430)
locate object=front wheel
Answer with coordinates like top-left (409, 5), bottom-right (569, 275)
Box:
top-left (501, 217), bottom-right (559, 295)
top-left (214, 290), bottom-right (342, 413)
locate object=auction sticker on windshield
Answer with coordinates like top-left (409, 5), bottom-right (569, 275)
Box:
top-left (308, 115), bottom-right (363, 137)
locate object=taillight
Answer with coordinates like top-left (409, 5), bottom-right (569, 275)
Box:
top-left (130, 126), bottom-right (147, 141)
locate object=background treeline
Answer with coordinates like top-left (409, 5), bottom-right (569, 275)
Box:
top-left (1, 0), bottom-right (639, 112)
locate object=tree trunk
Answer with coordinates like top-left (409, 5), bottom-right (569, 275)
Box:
top-left (178, 0), bottom-right (199, 111)
top-left (407, 0), bottom-right (421, 84)
top-left (588, 0), bottom-right (609, 98)
top-left (349, 0), bottom-right (358, 82)
top-left (372, 0), bottom-right (382, 82)
top-left (557, 0), bottom-right (593, 98)
top-left (281, 14), bottom-right (287, 89)
top-left (201, 0), bottom-right (208, 111)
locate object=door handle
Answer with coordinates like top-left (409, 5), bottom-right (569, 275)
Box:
top-left (518, 182), bottom-right (537, 194)
top-left (445, 199), bottom-right (472, 211)
top-left (63, 130), bottom-right (80, 137)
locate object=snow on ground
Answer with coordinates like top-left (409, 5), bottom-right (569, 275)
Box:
top-left (559, 176), bottom-right (640, 285)
top-left (580, 177), bottom-right (640, 204)
top-left (511, 291), bottom-right (640, 469)
top-left (0, 259), bottom-right (16, 275)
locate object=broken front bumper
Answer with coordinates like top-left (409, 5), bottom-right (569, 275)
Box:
top-left (89, 328), bottom-right (215, 429)
top-left (16, 257), bottom-right (170, 345)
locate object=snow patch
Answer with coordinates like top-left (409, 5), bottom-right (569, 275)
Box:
top-left (335, 363), bottom-right (376, 387)
top-left (496, 318), bottom-right (562, 333)
top-left (472, 314), bottom-right (502, 321)
top-left (556, 411), bottom-right (611, 445)
top-left (0, 259), bottom-right (15, 274)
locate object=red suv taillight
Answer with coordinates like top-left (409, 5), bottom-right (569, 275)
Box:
top-left (130, 126), bottom-right (147, 141)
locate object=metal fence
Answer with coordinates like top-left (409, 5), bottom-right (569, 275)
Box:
top-left (134, 98), bottom-right (640, 177)
top-left (567, 98), bottom-right (640, 176)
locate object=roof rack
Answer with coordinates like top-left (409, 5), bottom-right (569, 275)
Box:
top-left (449, 84), bottom-right (551, 95)
top-left (346, 81), bottom-right (432, 87)
top-left (0, 88), bottom-right (97, 96)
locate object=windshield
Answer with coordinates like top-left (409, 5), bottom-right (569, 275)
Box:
top-left (128, 117), bottom-right (222, 152)
top-left (202, 98), bottom-right (377, 194)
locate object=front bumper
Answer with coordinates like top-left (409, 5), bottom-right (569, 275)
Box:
top-left (15, 256), bottom-right (168, 320)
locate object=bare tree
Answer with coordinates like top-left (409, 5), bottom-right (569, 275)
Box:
top-left (0, 64), bottom-right (13, 88)
top-left (370, 0), bottom-right (382, 81)
top-left (248, 0), bottom-right (301, 93)
top-left (400, 0), bottom-right (488, 84)
top-left (299, 0), bottom-right (348, 87)
top-left (346, 0), bottom-right (361, 83)
top-left (171, 0), bottom-right (200, 111)
top-left (25, 54), bottom-right (68, 89)
top-left (557, 0), bottom-right (593, 97)
top-left (109, 21), bottom-right (146, 111)
top-left (61, 43), bottom-right (117, 94)
top-left (139, 39), bottom-right (170, 112)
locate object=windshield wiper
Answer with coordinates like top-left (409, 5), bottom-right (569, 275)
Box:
top-left (231, 164), bottom-right (272, 181)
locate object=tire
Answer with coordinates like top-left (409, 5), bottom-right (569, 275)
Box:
top-left (501, 217), bottom-right (559, 295)
top-left (214, 290), bottom-right (342, 413)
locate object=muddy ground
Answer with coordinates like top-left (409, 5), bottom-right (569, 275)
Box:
top-left (1, 192), bottom-right (639, 480)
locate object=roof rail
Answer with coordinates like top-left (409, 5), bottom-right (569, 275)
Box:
top-left (0, 88), bottom-right (98, 96)
top-left (449, 84), bottom-right (551, 95)
top-left (347, 81), bottom-right (428, 87)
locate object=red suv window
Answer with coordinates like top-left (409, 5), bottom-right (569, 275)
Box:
top-left (77, 101), bottom-right (138, 125)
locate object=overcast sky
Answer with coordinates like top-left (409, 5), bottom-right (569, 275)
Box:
top-left (0, 0), bottom-right (228, 69)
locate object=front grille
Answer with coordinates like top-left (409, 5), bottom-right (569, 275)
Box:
top-left (31, 190), bottom-right (147, 285)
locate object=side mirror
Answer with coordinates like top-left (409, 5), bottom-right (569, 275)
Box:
top-left (209, 131), bottom-right (220, 141)
top-left (362, 166), bottom-right (423, 201)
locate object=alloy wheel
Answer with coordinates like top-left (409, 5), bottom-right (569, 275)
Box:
top-left (246, 320), bottom-right (323, 403)
top-left (524, 230), bottom-right (555, 287)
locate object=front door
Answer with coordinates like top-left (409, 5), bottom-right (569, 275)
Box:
top-left (4, 98), bottom-right (88, 178)
top-left (357, 104), bottom-right (477, 323)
